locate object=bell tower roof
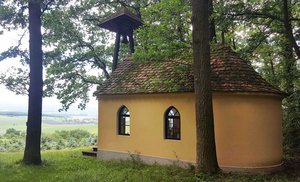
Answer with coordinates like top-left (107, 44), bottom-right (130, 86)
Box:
top-left (98, 7), bottom-right (142, 35)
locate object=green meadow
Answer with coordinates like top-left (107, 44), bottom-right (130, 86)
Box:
top-left (0, 113), bottom-right (98, 152)
top-left (0, 115), bottom-right (97, 135)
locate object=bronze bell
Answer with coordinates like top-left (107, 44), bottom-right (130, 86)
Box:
top-left (121, 35), bottom-right (129, 44)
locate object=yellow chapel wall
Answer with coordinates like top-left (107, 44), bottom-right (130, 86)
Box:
top-left (98, 92), bottom-right (283, 169)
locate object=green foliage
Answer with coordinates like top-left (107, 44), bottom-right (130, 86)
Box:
top-left (0, 1), bottom-right (28, 30)
top-left (41, 1), bottom-right (117, 110)
top-left (41, 129), bottom-right (97, 150)
top-left (0, 67), bottom-right (29, 95)
top-left (134, 0), bottom-right (192, 61)
top-left (0, 0), bottom-right (159, 111)
top-left (0, 129), bottom-right (97, 152)
top-left (0, 129), bottom-right (26, 152)
top-left (0, 138), bottom-right (24, 152)
top-left (42, 129), bottom-right (97, 150)
top-left (4, 128), bottom-right (24, 138)
top-left (283, 90), bottom-right (300, 157)
top-left (55, 129), bottom-right (90, 139)
top-left (1, 0), bottom-right (111, 110)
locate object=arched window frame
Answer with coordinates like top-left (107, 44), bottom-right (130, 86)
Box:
top-left (118, 106), bottom-right (130, 136)
top-left (164, 106), bottom-right (181, 140)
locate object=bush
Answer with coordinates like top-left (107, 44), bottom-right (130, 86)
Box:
top-left (283, 91), bottom-right (300, 157)
top-left (1, 129), bottom-right (97, 152)
top-left (4, 128), bottom-right (22, 138)
top-left (0, 138), bottom-right (25, 152)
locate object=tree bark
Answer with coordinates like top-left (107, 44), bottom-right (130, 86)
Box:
top-left (208, 0), bottom-right (216, 42)
top-left (282, 41), bottom-right (296, 93)
top-left (269, 56), bottom-right (276, 78)
top-left (23, 0), bottom-right (43, 165)
top-left (192, 0), bottom-right (219, 174)
top-left (281, 39), bottom-right (298, 155)
top-left (221, 31), bottom-right (225, 45)
top-left (283, 0), bottom-right (300, 60)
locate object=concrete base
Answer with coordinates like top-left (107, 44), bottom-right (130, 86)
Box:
top-left (97, 149), bottom-right (284, 173)
top-left (97, 149), bottom-right (194, 168)
top-left (220, 163), bottom-right (284, 174)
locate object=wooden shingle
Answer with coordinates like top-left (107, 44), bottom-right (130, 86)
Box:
top-left (96, 46), bottom-right (284, 96)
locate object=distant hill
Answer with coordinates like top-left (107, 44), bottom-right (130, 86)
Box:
top-left (0, 111), bottom-right (93, 118)
top-left (0, 111), bottom-right (27, 117)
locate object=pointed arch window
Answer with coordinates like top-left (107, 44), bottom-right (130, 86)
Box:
top-left (165, 107), bottom-right (180, 140)
top-left (118, 106), bottom-right (130, 135)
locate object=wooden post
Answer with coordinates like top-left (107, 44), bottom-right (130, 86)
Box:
top-left (112, 32), bottom-right (121, 71)
top-left (129, 31), bottom-right (134, 54)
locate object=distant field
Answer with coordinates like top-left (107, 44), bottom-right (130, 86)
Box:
top-left (0, 115), bottom-right (97, 135)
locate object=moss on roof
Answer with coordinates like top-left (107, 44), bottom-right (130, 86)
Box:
top-left (96, 46), bottom-right (284, 96)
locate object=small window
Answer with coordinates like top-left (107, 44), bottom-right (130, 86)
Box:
top-left (118, 106), bottom-right (130, 135)
top-left (165, 107), bottom-right (180, 140)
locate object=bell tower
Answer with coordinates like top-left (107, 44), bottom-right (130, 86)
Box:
top-left (99, 8), bottom-right (142, 71)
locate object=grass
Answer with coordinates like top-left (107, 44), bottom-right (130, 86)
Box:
top-left (0, 115), bottom-right (97, 135)
top-left (0, 148), bottom-right (197, 182)
top-left (0, 148), bottom-right (299, 182)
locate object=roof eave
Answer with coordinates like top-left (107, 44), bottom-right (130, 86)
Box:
top-left (96, 90), bottom-right (287, 99)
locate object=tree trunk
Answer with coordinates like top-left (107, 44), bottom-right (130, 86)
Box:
top-left (281, 41), bottom-right (298, 155)
top-left (282, 41), bottom-right (296, 93)
top-left (208, 0), bottom-right (216, 42)
top-left (282, 0), bottom-right (300, 60)
top-left (23, 0), bottom-right (43, 165)
top-left (221, 31), bottom-right (225, 45)
top-left (192, 0), bottom-right (219, 174)
top-left (269, 56), bottom-right (276, 79)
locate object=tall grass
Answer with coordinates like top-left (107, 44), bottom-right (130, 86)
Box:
top-left (0, 148), bottom-right (197, 182)
top-left (0, 148), bottom-right (298, 182)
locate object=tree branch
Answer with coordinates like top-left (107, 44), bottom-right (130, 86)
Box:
top-left (74, 72), bottom-right (102, 85)
top-left (0, 29), bottom-right (29, 62)
top-left (83, 17), bottom-right (102, 24)
top-left (93, 57), bottom-right (110, 79)
top-left (226, 11), bottom-right (283, 22)
top-left (41, 0), bottom-right (55, 14)
top-left (289, 18), bottom-right (300, 22)
top-left (76, 39), bottom-right (111, 79)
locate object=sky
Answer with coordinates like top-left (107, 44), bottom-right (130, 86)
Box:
top-left (0, 30), bottom-right (98, 116)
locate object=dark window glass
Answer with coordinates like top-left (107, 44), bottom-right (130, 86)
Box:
top-left (165, 107), bottom-right (180, 140)
top-left (118, 106), bottom-right (130, 135)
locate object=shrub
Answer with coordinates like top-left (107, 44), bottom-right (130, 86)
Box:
top-left (69, 129), bottom-right (90, 139)
top-left (1, 129), bottom-right (97, 152)
top-left (4, 128), bottom-right (22, 138)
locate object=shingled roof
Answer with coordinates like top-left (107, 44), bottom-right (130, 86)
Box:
top-left (96, 46), bottom-right (284, 96)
